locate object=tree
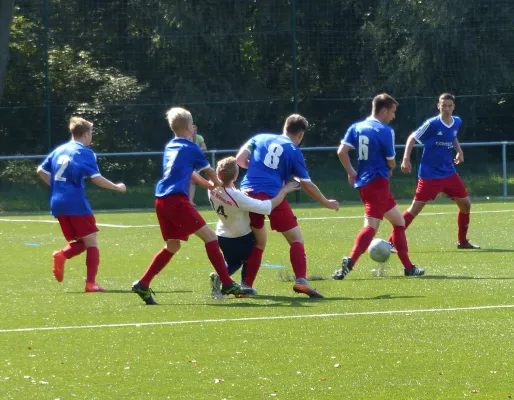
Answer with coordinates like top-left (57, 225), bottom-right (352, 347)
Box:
top-left (0, 0), bottom-right (14, 103)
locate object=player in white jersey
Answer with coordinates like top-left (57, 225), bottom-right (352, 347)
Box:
top-left (208, 156), bottom-right (299, 298)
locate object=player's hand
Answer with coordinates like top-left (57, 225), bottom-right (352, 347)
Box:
top-left (347, 171), bottom-right (357, 186)
top-left (401, 159), bottom-right (412, 174)
top-left (454, 151), bottom-right (464, 165)
top-left (325, 199), bottom-right (340, 211)
top-left (116, 183), bottom-right (127, 193)
top-left (284, 181), bottom-right (301, 193)
top-left (241, 187), bottom-right (254, 196)
top-left (206, 180), bottom-right (216, 190)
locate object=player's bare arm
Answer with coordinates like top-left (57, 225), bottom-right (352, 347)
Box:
top-left (235, 148), bottom-right (251, 169)
top-left (270, 181), bottom-right (300, 209)
top-left (203, 167), bottom-right (223, 187)
top-left (401, 134), bottom-right (417, 174)
top-left (337, 143), bottom-right (357, 185)
top-left (300, 180), bottom-right (339, 211)
top-left (91, 176), bottom-right (126, 193)
top-left (453, 138), bottom-right (464, 164)
top-left (192, 171), bottom-right (215, 190)
top-left (36, 166), bottom-right (51, 186)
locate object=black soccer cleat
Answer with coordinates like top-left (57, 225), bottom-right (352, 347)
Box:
top-left (389, 242), bottom-right (397, 254)
top-left (132, 281), bottom-right (158, 305)
top-left (332, 257), bottom-right (353, 280)
top-left (457, 241), bottom-right (480, 249)
top-left (404, 266), bottom-right (425, 277)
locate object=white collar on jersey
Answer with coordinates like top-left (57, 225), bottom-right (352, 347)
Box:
top-left (439, 116), bottom-right (455, 128)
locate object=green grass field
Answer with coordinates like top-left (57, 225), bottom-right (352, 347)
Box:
top-left (1, 199), bottom-right (513, 399)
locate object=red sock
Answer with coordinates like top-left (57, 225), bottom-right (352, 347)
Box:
top-left (458, 212), bottom-right (470, 244)
top-left (290, 242), bottom-right (307, 280)
top-left (139, 248), bottom-right (173, 287)
top-left (62, 241), bottom-right (86, 259)
top-left (350, 226), bottom-right (376, 266)
top-left (86, 247), bottom-right (100, 283)
top-left (205, 241), bottom-right (232, 286)
top-left (244, 247), bottom-right (264, 287)
top-left (391, 225), bottom-right (414, 269)
top-left (388, 211), bottom-right (415, 243)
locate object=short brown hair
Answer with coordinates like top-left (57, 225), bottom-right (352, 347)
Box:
top-left (283, 114), bottom-right (308, 135)
top-left (165, 107), bottom-right (193, 134)
top-left (216, 156), bottom-right (238, 185)
top-left (372, 93), bottom-right (399, 115)
top-left (439, 93), bottom-right (455, 102)
top-left (69, 117), bottom-right (93, 138)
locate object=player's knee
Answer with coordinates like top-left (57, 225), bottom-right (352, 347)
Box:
top-left (166, 240), bottom-right (181, 253)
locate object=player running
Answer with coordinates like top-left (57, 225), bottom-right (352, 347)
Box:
top-left (37, 117), bottom-right (127, 292)
top-left (131, 107), bottom-right (248, 305)
top-left (208, 156), bottom-right (300, 298)
top-left (387, 93), bottom-right (479, 250)
top-left (236, 114), bottom-right (339, 298)
top-left (332, 93), bottom-right (424, 280)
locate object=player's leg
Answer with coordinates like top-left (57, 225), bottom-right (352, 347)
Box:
top-left (444, 174), bottom-right (479, 248)
top-left (281, 226), bottom-right (323, 298)
top-left (195, 225), bottom-right (247, 296)
top-left (81, 232), bottom-right (107, 292)
top-left (243, 215), bottom-right (267, 288)
top-left (454, 197), bottom-right (479, 248)
top-left (384, 206), bottom-right (424, 276)
top-left (387, 178), bottom-right (430, 246)
top-left (53, 216), bottom-right (88, 282)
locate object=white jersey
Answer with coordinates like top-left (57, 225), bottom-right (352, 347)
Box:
top-left (208, 186), bottom-right (272, 238)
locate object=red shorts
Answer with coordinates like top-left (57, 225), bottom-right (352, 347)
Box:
top-left (248, 192), bottom-right (298, 233)
top-left (358, 177), bottom-right (397, 220)
top-left (57, 215), bottom-right (99, 242)
top-left (155, 194), bottom-right (206, 241)
top-left (414, 174), bottom-right (468, 202)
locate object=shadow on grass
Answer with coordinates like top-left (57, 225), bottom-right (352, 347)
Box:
top-left (65, 289), bottom-right (193, 294)
top-left (352, 275), bottom-right (514, 281)
top-left (411, 249), bottom-right (514, 254)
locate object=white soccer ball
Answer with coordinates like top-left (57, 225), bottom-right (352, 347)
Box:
top-left (368, 238), bottom-right (391, 263)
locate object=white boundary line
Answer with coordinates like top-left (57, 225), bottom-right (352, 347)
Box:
top-left (1, 304), bottom-right (512, 334)
top-left (0, 209), bottom-right (513, 229)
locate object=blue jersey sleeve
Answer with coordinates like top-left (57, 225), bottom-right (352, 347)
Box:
top-left (292, 150), bottom-right (310, 181)
top-left (39, 151), bottom-right (54, 174)
top-left (193, 145), bottom-right (210, 172)
top-left (342, 125), bottom-right (357, 149)
top-left (381, 128), bottom-right (396, 159)
top-left (413, 119), bottom-right (434, 144)
top-left (80, 149), bottom-right (101, 177)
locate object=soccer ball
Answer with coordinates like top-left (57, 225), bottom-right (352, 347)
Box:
top-left (368, 238), bottom-right (391, 263)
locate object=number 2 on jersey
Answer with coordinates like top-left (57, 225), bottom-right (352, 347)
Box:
top-left (55, 155), bottom-right (71, 182)
top-left (358, 135), bottom-right (369, 161)
top-left (263, 143), bottom-right (283, 169)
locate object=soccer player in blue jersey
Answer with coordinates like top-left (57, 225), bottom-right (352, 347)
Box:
top-left (332, 94), bottom-right (424, 280)
top-left (131, 107), bottom-right (248, 305)
top-left (387, 93), bottom-right (479, 249)
top-left (236, 114), bottom-right (340, 298)
top-left (37, 117), bottom-right (127, 292)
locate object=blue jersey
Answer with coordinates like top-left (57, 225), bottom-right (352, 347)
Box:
top-left (414, 116), bottom-right (462, 179)
top-left (39, 141), bottom-right (101, 216)
top-left (342, 118), bottom-right (396, 188)
top-left (240, 133), bottom-right (311, 197)
top-left (155, 137), bottom-right (210, 198)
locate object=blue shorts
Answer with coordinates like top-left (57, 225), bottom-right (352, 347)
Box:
top-left (218, 232), bottom-right (255, 272)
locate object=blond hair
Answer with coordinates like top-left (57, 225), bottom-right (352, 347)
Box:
top-left (283, 114), bottom-right (308, 135)
top-left (165, 107), bottom-right (193, 134)
top-left (216, 156), bottom-right (238, 185)
top-left (69, 117), bottom-right (93, 139)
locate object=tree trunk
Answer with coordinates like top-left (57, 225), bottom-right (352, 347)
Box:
top-left (0, 0), bottom-right (15, 104)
